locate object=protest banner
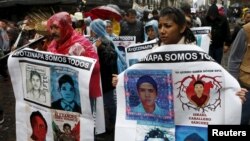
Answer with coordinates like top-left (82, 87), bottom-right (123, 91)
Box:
top-left (8, 48), bottom-right (97, 141)
top-left (125, 39), bottom-right (158, 67)
top-left (115, 44), bottom-right (242, 141)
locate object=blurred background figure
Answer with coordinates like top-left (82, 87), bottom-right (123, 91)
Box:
top-left (143, 20), bottom-right (158, 42)
top-left (105, 20), bottom-right (117, 37)
top-left (120, 9), bottom-right (144, 43)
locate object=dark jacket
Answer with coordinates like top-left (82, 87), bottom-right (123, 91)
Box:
top-left (120, 20), bottom-right (144, 43)
top-left (52, 99), bottom-right (81, 113)
top-left (205, 4), bottom-right (231, 48)
top-left (97, 38), bottom-right (118, 93)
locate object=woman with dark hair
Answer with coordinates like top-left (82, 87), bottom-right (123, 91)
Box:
top-left (112, 7), bottom-right (246, 103)
top-left (51, 74), bottom-right (81, 113)
top-left (27, 70), bottom-right (46, 103)
top-left (157, 7), bottom-right (196, 46)
top-left (30, 111), bottom-right (48, 141)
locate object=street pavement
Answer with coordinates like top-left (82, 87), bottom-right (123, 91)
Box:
top-left (0, 75), bottom-right (16, 141)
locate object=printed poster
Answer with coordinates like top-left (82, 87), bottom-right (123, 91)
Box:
top-left (125, 39), bottom-right (158, 67)
top-left (191, 26), bottom-right (211, 53)
top-left (9, 48), bottom-right (97, 141)
top-left (52, 110), bottom-right (80, 141)
top-left (115, 44), bottom-right (242, 141)
top-left (112, 36), bottom-right (136, 61)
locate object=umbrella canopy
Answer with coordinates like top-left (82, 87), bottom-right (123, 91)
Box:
top-left (88, 5), bottom-right (122, 21)
top-left (230, 3), bottom-right (242, 8)
top-left (106, 4), bottom-right (121, 13)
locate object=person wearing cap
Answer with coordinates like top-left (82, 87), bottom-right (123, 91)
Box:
top-left (132, 75), bottom-right (166, 116)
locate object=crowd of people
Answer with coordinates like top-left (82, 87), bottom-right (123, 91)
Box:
top-left (1, 0), bottom-right (250, 140)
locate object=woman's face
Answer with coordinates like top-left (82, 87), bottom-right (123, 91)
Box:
top-left (158, 15), bottom-right (184, 44)
top-left (194, 84), bottom-right (204, 95)
top-left (147, 26), bottom-right (156, 40)
top-left (60, 82), bottom-right (75, 103)
top-left (31, 75), bottom-right (41, 90)
top-left (106, 23), bottom-right (113, 35)
top-left (138, 82), bottom-right (157, 107)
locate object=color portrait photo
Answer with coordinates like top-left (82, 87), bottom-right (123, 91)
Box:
top-left (125, 69), bottom-right (174, 127)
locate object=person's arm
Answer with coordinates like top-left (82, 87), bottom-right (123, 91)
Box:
top-left (236, 88), bottom-right (248, 103)
top-left (228, 29), bottom-right (247, 79)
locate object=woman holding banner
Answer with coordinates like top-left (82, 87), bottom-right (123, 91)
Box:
top-left (112, 7), bottom-right (247, 102)
top-left (157, 7), bottom-right (246, 102)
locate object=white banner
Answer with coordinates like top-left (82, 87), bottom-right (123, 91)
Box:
top-left (115, 44), bottom-right (242, 141)
top-left (112, 36), bottom-right (136, 64)
top-left (191, 26), bottom-right (211, 53)
top-left (125, 39), bottom-right (158, 67)
top-left (9, 48), bottom-right (97, 141)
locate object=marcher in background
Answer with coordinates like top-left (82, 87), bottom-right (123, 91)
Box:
top-left (89, 19), bottom-right (118, 136)
top-left (231, 11), bottom-right (250, 44)
top-left (105, 20), bottom-right (117, 37)
top-left (204, 4), bottom-right (231, 64)
top-left (140, 10), bottom-right (150, 26)
top-left (143, 20), bottom-right (158, 42)
top-left (150, 9), bottom-right (160, 21)
top-left (120, 9), bottom-right (144, 43)
top-left (228, 21), bottom-right (250, 125)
